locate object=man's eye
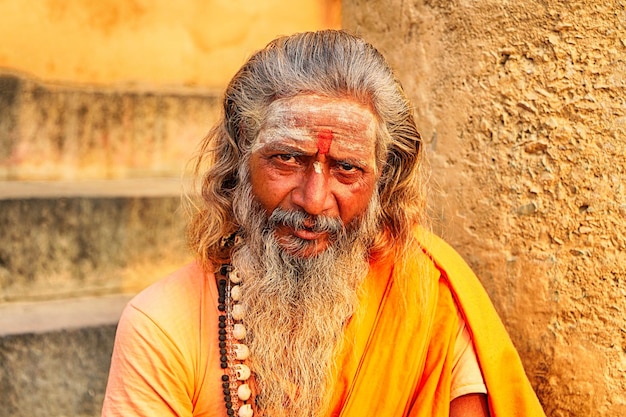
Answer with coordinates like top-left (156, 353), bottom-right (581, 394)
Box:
top-left (276, 154), bottom-right (297, 163)
top-left (337, 161), bottom-right (358, 172)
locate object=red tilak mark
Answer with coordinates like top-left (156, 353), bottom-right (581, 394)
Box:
top-left (317, 130), bottom-right (333, 154)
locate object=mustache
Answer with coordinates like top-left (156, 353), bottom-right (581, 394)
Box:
top-left (267, 208), bottom-right (344, 235)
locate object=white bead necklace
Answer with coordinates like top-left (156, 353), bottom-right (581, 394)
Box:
top-left (218, 263), bottom-right (255, 417)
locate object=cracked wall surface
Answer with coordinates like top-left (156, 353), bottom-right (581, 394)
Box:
top-left (344, 1), bottom-right (626, 416)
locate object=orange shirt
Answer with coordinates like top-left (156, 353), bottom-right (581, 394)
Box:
top-left (102, 229), bottom-right (545, 416)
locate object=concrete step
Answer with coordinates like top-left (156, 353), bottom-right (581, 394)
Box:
top-left (0, 294), bottom-right (131, 417)
top-left (0, 178), bottom-right (193, 302)
top-left (0, 72), bottom-right (220, 181)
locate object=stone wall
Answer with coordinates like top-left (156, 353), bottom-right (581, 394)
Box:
top-left (343, 1), bottom-right (625, 416)
top-left (0, 2), bottom-right (341, 415)
top-left (0, 75), bottom-right (219, 180)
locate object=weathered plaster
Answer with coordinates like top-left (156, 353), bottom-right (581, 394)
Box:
top-left (343, 0), bottom-right (626, 415)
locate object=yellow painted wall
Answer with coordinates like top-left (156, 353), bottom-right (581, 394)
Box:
top-left (0, 0), bottom-right (340, 88)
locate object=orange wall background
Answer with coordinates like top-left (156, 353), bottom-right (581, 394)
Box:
top-left (0, 0), bottom-right (340, 88)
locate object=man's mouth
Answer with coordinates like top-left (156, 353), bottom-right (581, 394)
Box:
top-left (292, 227), bottom-right (326, 241)
top-left (272, 224), bottom-right (331, 257)
top-left (267, 208), bottom-right (344, 256)
top-left (275, 224), bottom-right (327, 242)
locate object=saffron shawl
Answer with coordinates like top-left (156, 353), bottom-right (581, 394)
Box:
top-left (330, 229), bottom-right (546, 417)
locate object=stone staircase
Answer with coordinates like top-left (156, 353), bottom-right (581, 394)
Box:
top-left (0, 73), bottom-right (220, 416)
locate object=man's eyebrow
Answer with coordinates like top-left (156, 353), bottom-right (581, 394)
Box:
top-left (333, 155), bottom-right (372, 168)
top-left (252, 141), bottom-right (310, 154)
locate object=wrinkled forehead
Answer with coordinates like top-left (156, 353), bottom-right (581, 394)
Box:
top-left (264, 94), bottom-right (376, 123)
top-left (252, 94), bottom-right (381, 153)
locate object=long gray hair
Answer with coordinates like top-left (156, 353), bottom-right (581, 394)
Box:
top-left (188, 30), bottom-right (425, 266)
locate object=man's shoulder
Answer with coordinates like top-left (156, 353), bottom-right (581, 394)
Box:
top-left (410, 227), bottom-right (492, 310)
top-left (411, 227), bottom-right (475, 280)
top-left (127, 261), bottom-right (215, 322)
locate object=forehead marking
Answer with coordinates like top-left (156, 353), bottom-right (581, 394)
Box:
top-left (317, 129), bottom-right (333, 154)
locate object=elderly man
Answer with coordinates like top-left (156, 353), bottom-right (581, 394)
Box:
top-left (102, 30), bottom-right (545, 417)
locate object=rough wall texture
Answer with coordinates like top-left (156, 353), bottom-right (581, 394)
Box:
top-left (343, 1), bottom-right (625, 416)
top-left (0, 74), bottom-right (219, 180)
top-left (0, 325), bottom-right (116, 417)
top-left (0, 195), bottom-right (189, 301)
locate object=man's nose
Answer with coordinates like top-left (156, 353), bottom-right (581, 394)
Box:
top-left (291, 165), bottom-right (334, 216)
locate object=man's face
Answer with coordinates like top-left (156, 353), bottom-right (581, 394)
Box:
top-left (248, 94), bottom-right (379, 257)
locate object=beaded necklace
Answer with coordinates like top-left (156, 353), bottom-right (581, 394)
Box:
top-left (217, 263), bottom-right (255, 417)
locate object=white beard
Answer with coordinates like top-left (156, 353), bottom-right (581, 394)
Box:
top-left (230, 183), bottom-right (380, 417)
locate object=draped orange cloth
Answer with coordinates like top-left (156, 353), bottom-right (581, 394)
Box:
top-left (102, 228), bottom-right (546, 416)
top-left (328, 228), bottom-right (546, 416)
